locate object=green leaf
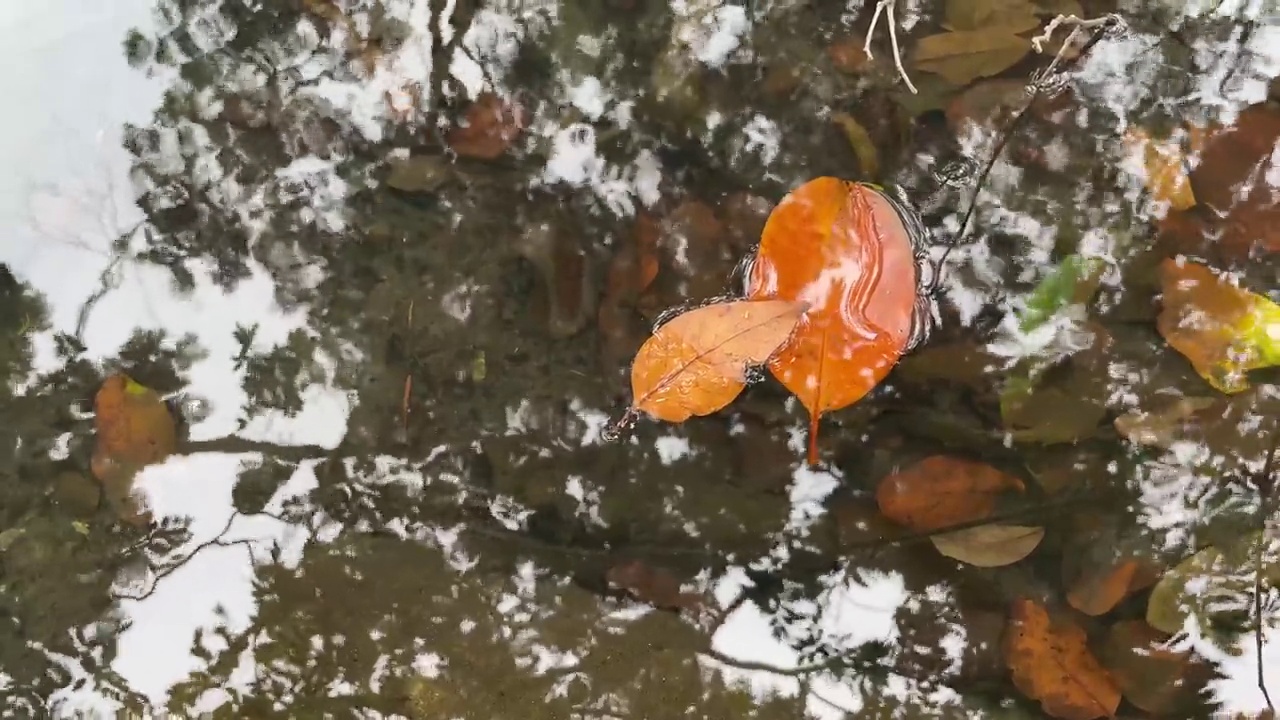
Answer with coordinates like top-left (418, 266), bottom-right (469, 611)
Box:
top-left (1017, 254), bottom-right (1107, 332)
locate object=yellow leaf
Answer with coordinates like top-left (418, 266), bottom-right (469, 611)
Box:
top-left (1123, 126), bottom-right (1202, 212)
top-left (1157, 258), bottom-right (1280, 393)
top-left (830, 112), bottom-right (879, 178)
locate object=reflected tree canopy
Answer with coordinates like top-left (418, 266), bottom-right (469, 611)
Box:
top-left (3, 0), bottom-right (1280, 717)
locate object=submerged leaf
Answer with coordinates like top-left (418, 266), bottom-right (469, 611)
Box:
top-left (447, 92), bottom-right (527, 160)
top-left (1123, 127), bottom-right (1199, 213)
top-left (628, 299), bottom-right (806, 422)
top-left (1018, 254), bottom-right (1107, 333)
top-left (1101, 620), bottom-right (1201, 715)
top-left (747, 178), bottom-right (919, 464)
top-left (1067, 559), bottom-right (1140, 616)
top-left (876, 456), bottom-right (1025, 532)
top-left (1157, 258), bottom-right (1280, 393)
top-left (944, 0), bottom-right (1041, 32)
top-left (914, 29), bottom-right (1031, 87)
top-left (1145, 532), bottom-right (1280, 654)
top-left (1005, 598), bottom-right (1122, 720)
top-left (931, 524), bottom-right (1044, 567)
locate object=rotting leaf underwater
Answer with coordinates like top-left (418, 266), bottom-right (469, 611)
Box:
top-left (1005, 598), bottom-right (1122, 720)
top-left (625, 299), bottom-right (807, 424)
top-left (876, 455), bottom-right (1025, 533)
top-left (447, 91), bottom-right (528, 160)
top-left (746, 178), bottom-right (919, 465)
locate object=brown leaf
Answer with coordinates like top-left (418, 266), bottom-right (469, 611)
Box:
top-left (945, 78), bottom-right (1027, 134)
top-left (931, 524), bottom-right (1044, 567)
top-left (629, 299), bottom-right (806, 422)
top-left (914, 29), bottom-right (1031, 87)
top-left (607, 559), bottom-right (704, 613)
top-left (1113, 395), bottom-right (1218, 449)
top-left (1101, 620), bottom-right (1200, 714)
top-left (447, 92), bottom-right (527, 160)
top-left (828, 35), bottom-right (870, 73)
top-left (876, 456), bottom-right (1025, 532)
top-left (1187, 104), bottom-right (1280, 257)
top-left (944, 0), bottom-right (1041, 33)
top-left (1005, 598), bottom-right (1122, 720)
top-left (1067, 559), bottom-right (1139, 616)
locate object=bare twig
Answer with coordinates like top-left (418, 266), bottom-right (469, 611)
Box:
top-left (863, 0), bottom-right (918, 95)
top-left (1255, 430), bottom-right (1279, 713)
top-left (1031, 14), bottom-right (1126, 77)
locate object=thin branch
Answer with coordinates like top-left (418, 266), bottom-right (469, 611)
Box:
top-left (863, 0), bottom-right (918, 95)
top-left (1255, 429), bottom-right (1279, 714)
top-left (1031, 14), bottom-right (1126, 77)
top-left (113, 512), bottom-right (256, 602)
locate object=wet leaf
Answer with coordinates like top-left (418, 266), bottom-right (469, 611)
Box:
top-left (876, 456), bottom-right (1025, 532)
top-left (446, 92), bottom-right (527, 160)
top-left (1101, 620), bottom-right (1199, 715)
top-left (1005, 598), bottom-right (1122, 720)
top-left (896, 340), bottom-right (999, 387)
top-left (944, 0), bottom-right (1041, 33)
top-left (0, 527), bottom-right (24, 552)
top-left (1018, 254), bottom-right (1107, 333)
top-left (931, 524), bottom-right (1044, 567)
top-left (92, 373), bottom-right (177, 526)
top-left (831, 112), bottom-right (879, 178)
top-left (1145, 532), bottom-right (1280, 653)
top-left (1000, 326), bottom-right (1111, 444)
top-left (1113, 395), bottom-right (1218, 449)
top-left (914, 29), bottom-right (1031, 87)
top-left (945, 78), bottom-right (1028, 134)
top-left (1067, 559), bottom-right (1139, 616)
top-left (606, 559), bottom-right (704, 613)
top-left (386, 155), bottom-right (452, 193)
top-left (1034, 0), bottom-right (1082, 15)
top-left (1188, 103), bottom-right (1280, 257)
top-left (1123, 127), bottom-right (1198, 213)
top-left (517, 220), bottom-right (596, 339)
top-left (628, 299), bottom-right (806, 423)
top-left (828, 35), bottom-right (870, 74)
top-left (746, 179), bottom-right (919, 464)
top-left (1157, 258), bottom-right (1280, 393)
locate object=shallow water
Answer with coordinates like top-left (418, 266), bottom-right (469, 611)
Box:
top-left (2, 0), bottom-right (1280, 717)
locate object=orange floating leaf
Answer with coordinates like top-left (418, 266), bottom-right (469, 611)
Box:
top-left (876, 456), bottom-right (1024, 533)
top-left (1067, 559), bottom-right (1139, 617)
top-left (629, 299), bottom-right (806, 422)
top-left (1005, 598), bottom-right (1122, 720)
top-left (747, 178), bottom-right (918, 465)
top-left (92, 374), bottom-right (177, 526)
top-left (1157, 257), bottom-right (1280, 393)
top-left (446, 92), bottom-right (527, 160)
